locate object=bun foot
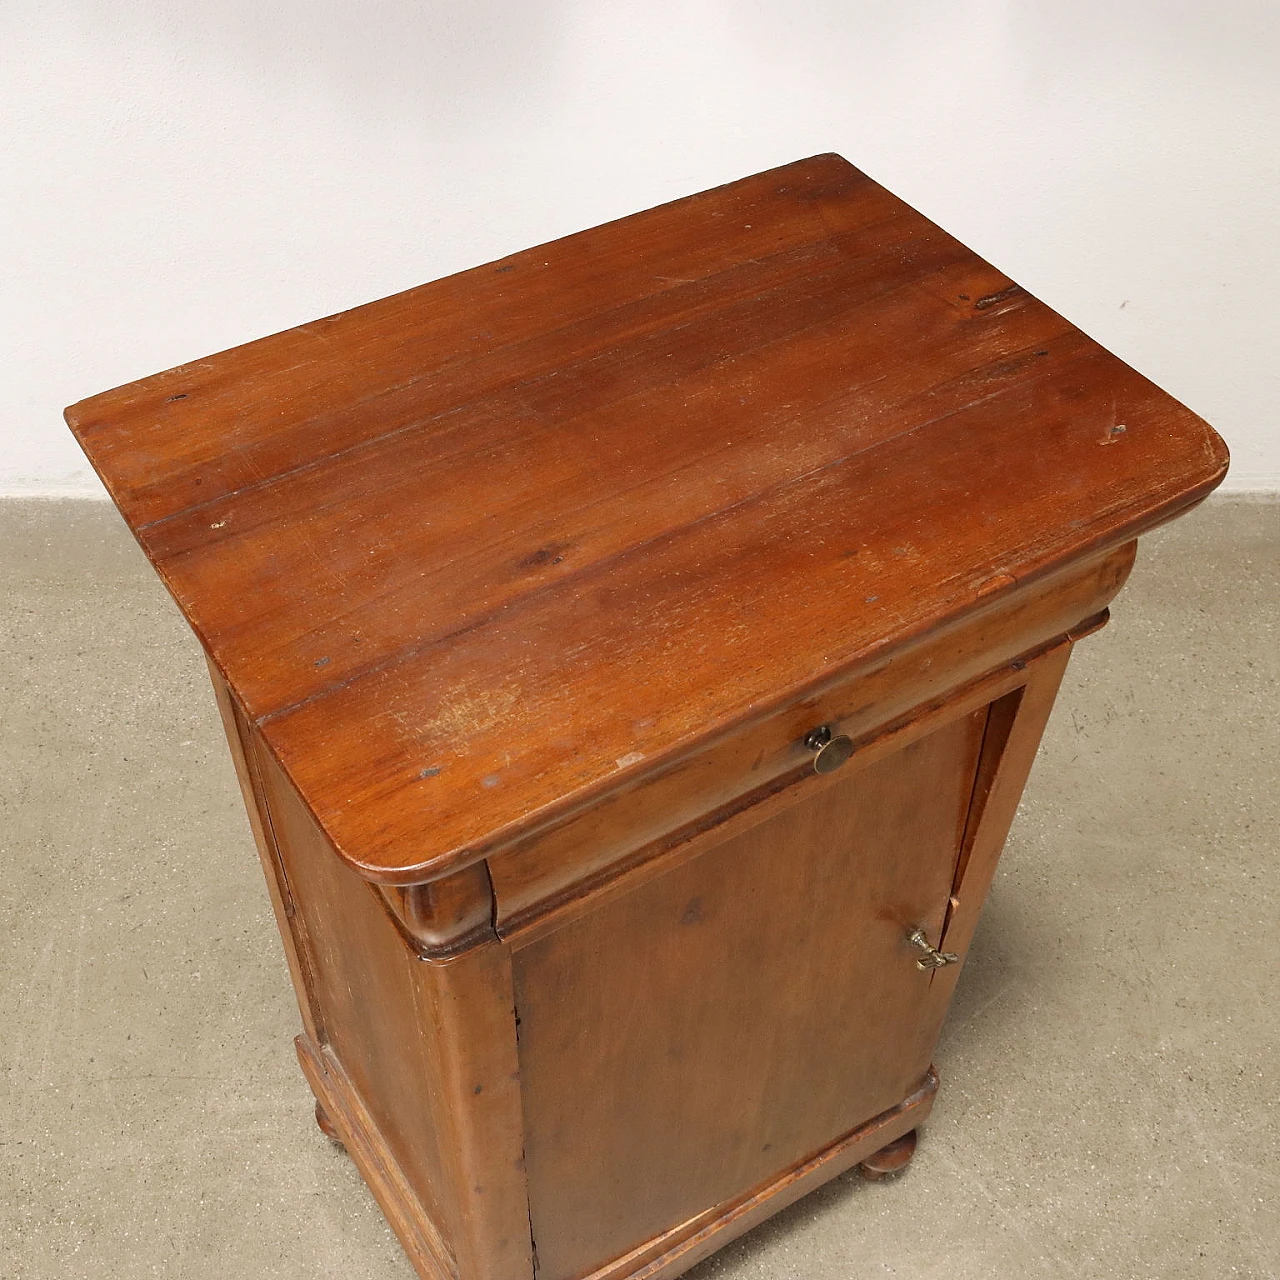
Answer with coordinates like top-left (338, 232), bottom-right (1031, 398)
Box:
top-left (314, 1099), bottom-right (345, 1146)
top-left (858, 1128), bottom-right (917, 1180)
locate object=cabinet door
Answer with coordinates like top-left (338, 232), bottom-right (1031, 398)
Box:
top-left (511, 706), bottom-right (988, 1280)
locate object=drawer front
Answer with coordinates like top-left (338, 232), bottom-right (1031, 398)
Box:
top-left (487, 541), bottom-right (1133, 935)
top-left (510, 706), bottom-right (987, 1280)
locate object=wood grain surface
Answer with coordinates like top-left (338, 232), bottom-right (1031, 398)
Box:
top-left (511, 708), bottom-right (985, 1280)
top-left (66, 153), bottom-right (1228, 884)
top-left (68, 154), bottom-right (1230, 1280)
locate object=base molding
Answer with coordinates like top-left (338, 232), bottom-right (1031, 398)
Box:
top-left (582, 1067), bottom-right (939, 1280)
top-left (298, 1035), bottom-right (937, 1280)
top-left (295, 1036), bottom-right (457, 1280)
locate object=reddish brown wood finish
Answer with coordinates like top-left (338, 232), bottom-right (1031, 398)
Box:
top-left (581, 1070), bottom-right (938, 1280)
top-left (486, 542), bottom-right (1133, 936)
top-left (858, 1130), bottom-right (918, 1180)
top-left (68, 155), bottom-right (1227, 1280)
top-left (512, 709), bottom-right (986, 1280)
top-left (314, 1099), bottom-right (343, 1145)
top-left (66, 153), bottom-right (1225, 887)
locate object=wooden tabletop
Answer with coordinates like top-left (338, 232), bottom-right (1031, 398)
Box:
top-left (67, 154), bottom-right (1227, 884)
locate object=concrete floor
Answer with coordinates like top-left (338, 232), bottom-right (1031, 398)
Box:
top-left (1, 496), bottom-right (1277, 1279)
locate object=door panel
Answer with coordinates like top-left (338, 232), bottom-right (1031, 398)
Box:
top-left (512, 706), bottom-right (988, 1280)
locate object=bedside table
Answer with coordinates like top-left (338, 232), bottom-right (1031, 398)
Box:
top-left (67, 153), bottom-right (1227, 1280)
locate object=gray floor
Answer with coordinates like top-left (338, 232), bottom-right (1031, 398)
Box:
top-left (1, 496), bottom-right (1277, 1280)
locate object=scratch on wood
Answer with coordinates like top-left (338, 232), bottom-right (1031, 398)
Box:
top-left (418, 686), bottom-right (520, 742)
top-left (973, 284), bottom-right (1023, 311)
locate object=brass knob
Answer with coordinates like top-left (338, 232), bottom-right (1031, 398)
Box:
top-left (906, 927), bottom-right (959, 971)
top-left (804, 725), bottom-right (853, 774)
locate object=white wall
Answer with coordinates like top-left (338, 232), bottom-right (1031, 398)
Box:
top-left (3, 0), bottom-right (1277, 494)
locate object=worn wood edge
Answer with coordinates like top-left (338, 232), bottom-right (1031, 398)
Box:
top-left (63, 151), bottom-right (1228, 895)
top-left (341, 533), bottom-right (1124, 886)
top-left (170, 451), bottom-right (1213, 894)
top-left (488, 543), bottom-right (1133, 935)
top-left (295, 540), bottom-right (1142, 889)
top-left (295, 1036), bottom-right (459, 1280)
top-left (87, 372), bottom-right (1222, 901)
top-left (370, 862), bottom-right (501, 961)
top-left (502, 633), bottom-right (1073, 949)
top-left (275, 413), bottom-right (1217, 887)
top-left (1030, 461), bottom-right (1228, 587)
top-left (581, 1067), bottom-right (939, 1280)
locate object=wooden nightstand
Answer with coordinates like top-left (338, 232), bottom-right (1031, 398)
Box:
top-left (67, 154), bottom-right (1227, 1280)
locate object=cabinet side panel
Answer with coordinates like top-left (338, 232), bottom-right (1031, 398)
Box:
top-left (514, 708), bottom-right (986, 1280)
top-left (206, 658), bottom-right (322, 1042)
top-left (247, 736), bottom-right (459, 1260)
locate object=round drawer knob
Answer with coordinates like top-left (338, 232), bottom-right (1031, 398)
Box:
top-left (803, 725), bottom-right (854, 773)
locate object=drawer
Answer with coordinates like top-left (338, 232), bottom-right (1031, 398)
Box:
top-left (487, 539), bottom-right (1134, 937)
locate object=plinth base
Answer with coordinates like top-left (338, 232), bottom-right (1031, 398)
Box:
top-left (298, 1033), bottom-right (937, 1280)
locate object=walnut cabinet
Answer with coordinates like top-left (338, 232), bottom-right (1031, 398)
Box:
top-left (67, 154), bottom-right (1227, 1280)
